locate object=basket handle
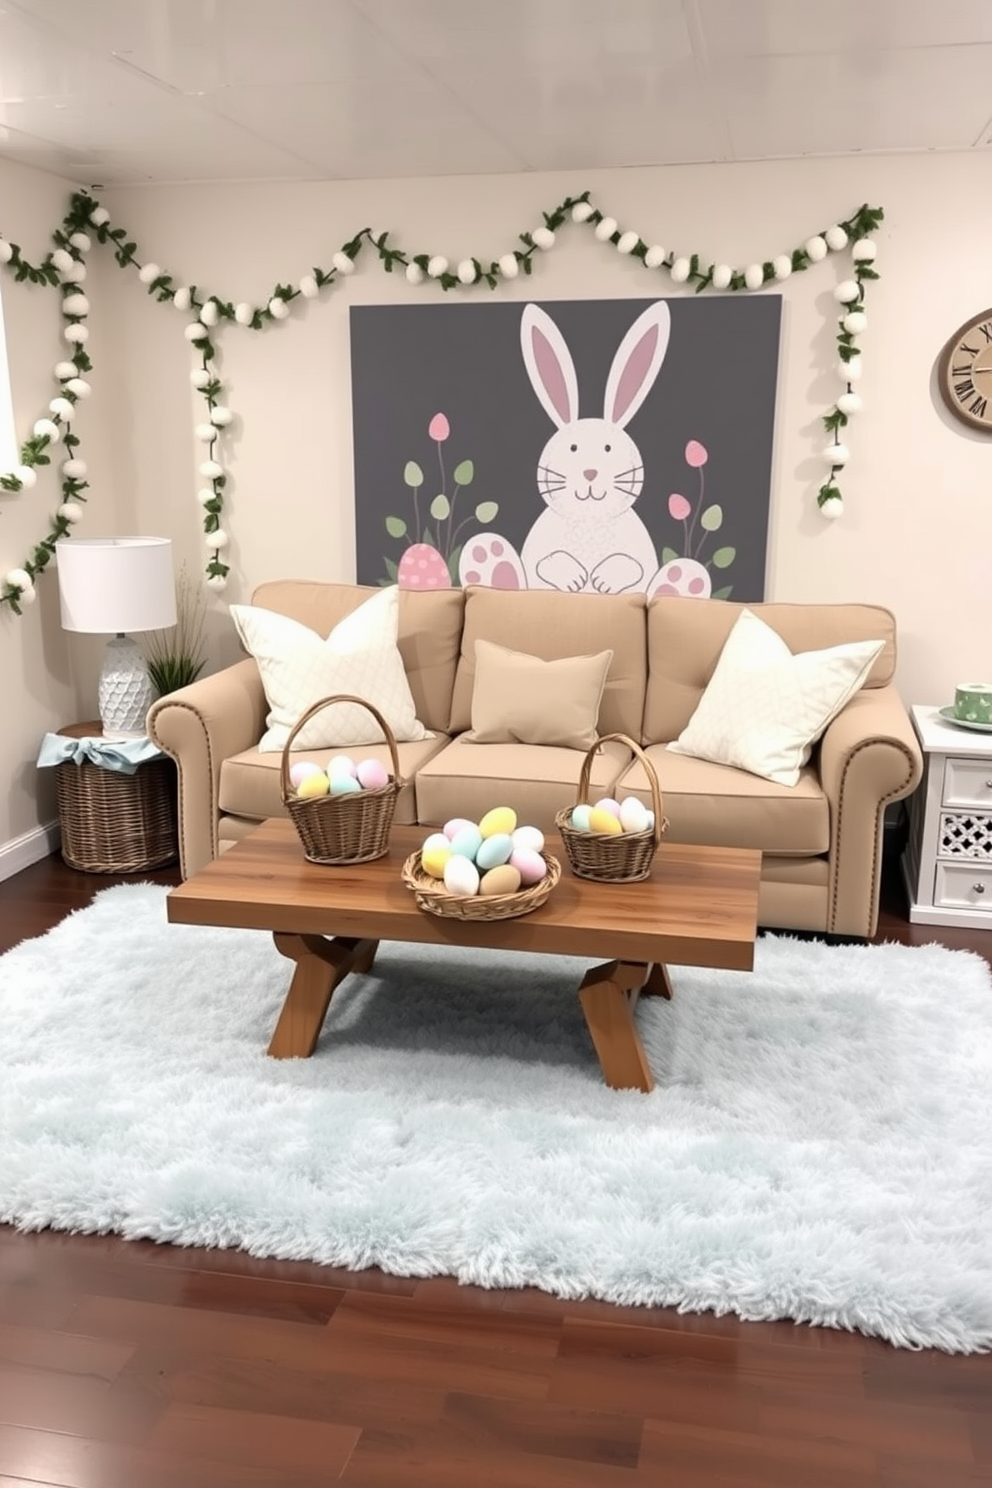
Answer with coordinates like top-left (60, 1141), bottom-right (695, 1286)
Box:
top-left (279, 694), bottom-right (404, 800)
top-left (575, 731), bottom-right (665, 849)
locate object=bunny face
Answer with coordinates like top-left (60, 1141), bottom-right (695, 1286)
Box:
top-left (537, 418), bottom-right (644, 520)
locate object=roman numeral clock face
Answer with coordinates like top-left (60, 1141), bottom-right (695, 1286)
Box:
top-left (938, 310), bottom-right (992, 431)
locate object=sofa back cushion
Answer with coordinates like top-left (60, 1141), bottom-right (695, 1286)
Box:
top-left (449, 586), bottom-right (647, 741)
top-left (644, 598), bottom-right (897, 744)
top-left (250, 581), bottom-right (464, 734)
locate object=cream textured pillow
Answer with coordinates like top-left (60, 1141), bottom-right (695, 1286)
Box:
top-left (230, 585), bottom-right (430, 752)
top-left (470, 639), bottom-right (614, 750)
top-left (667, 607), bottom-right (884, 786)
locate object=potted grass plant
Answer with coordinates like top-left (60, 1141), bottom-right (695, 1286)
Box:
top-left (144, 562), bottom-right (207, 697)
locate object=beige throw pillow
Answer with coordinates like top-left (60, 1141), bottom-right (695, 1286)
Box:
top-left (470, 639), bottom-right (613, 750)
top-left (667, 607), bottom-right (884, 786)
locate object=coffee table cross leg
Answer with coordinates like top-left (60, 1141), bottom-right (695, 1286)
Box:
top-left (642, 960), bottom-right (674, 1000)
top-left (269, 933), bottom-right (377, 1059)
top-left (578, 959), bottom-right (656, 1094)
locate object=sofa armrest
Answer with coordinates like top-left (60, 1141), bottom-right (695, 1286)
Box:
top-left (818, 684), bottom-right (923, 937)
top-left (147, 658), bottom-right (267, 879)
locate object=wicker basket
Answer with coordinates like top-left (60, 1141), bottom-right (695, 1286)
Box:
top-left (401, 849), bottom-right (561, 921)
top-left (280, 695), bottom-right (404, 865)
top-left (56, 751), bottom-right (178, 874)
top-left (554, 732), bottom-right (666, 883)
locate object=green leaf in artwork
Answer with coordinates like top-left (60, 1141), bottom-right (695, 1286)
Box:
top-left (421, 526), bottom-right (435, 550)
top-left (452, 459), bottom-right (475, 485)
top-left (430, 494), bottom-right (450, 520)
top-left (661, 547), bottom-right (679, 565)
top-left (403, 460), bottom-right (424, 488)
top-left (447, 546), bottom-right (463, 583)
top-left (474, 501), bottom-right (498, 523)
top-left (385, 515), bottom-right (407, 538)
top-left (712, 546), bottom-right (736, 569)
top-left (700, 504), bottom-right (723, 532)
top-left (712, 585), bottom-right (734, 600)
top-left (384, 556), bottom-right (398, 580)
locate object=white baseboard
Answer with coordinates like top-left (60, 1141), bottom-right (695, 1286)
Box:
top-left (0, 820), bottom-right (61, 883)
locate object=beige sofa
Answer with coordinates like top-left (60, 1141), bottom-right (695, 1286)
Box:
top-left (148, 580), bottom-right (923, 938)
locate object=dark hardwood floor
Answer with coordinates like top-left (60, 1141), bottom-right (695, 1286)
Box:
top-left (1, 844), bottom-right (990, 1487)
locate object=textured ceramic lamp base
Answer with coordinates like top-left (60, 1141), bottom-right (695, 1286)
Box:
top-left (98, 634), bottom-right (154, 739)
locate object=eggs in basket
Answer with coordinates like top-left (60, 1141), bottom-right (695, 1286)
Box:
top-left (419, 808), bottom-right (549, 898)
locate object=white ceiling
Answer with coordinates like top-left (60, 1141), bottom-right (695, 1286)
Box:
top-left (0, 0), bottom-right (990, 186)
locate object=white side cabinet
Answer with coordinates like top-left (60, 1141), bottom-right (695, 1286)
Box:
top-left (902, 704), bottom-right (992, 928)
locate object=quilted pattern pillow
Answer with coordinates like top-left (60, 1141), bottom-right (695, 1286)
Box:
top-left (230, 585), bottom-right (431, 752)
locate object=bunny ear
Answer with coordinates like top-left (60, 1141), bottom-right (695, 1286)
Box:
top-left (604, 301), bottom-right (671, 428)
top-left (520, 303), bottom-right (579, 428)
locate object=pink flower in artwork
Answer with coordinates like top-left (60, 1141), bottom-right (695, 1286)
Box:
top-left (668, 492), bottom-right (692, 521)
top-left (428, 412), bottom-right (450, 442)
top-left (685, 439), bottom-right (709, 468)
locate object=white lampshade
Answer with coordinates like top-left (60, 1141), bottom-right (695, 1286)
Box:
top-left (56, 537), bottom-right (177, 635)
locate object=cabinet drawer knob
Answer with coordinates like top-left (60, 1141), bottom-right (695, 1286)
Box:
top-left (975, 883), bottom-right (987, 894)
top-left (986, 779), bottom-right (992, 789)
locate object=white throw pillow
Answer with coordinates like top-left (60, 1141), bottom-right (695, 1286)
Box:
top-left (230, 585), bottom-right (431, 753)
top-left (667, 607), bottom-right (884, 786)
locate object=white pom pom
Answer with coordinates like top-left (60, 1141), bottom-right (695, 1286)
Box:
top-left (532, 226), bottom-right (556, 250)
top-left (195, 423), bottom-right (217, 443)
top-left (426, 255), bottom-right (449, 278)
top-left (196, 487), bottom-right (215, 506)
top-left (594, 216), bottom-right (617, 241)
top-left (210, 406), bottom-right (233, 426)
top-left (772, 253), bottom-right (792, 280)
top-left (49, 397), bottom-right (74, 420)
top-left (457, 258), bottom-right (477, 284)
top-left (69, 232), bottom-right (91, 252)
top-left (234, 301), bottom-right (253, 325)
top-left (185, 322), bottom-right (209, 341)
top-left (62, 261), bottom-right (86, 283)
top-left (63, 324), bottom-right (88, 343)
top-left (299, 273), bottom-right (319, 298)
top-left (209, 529), bottom-right (229, 549)
top-left (34, 418), bottom-right (59, 440)
top-left (805, 235), bottom-right (828, 262)
top-left (851, 238), bottom-right (877, 262)
top-left (138, 262), bottom-right (161, 284)
top-left (837, 391), bottom-right (863, 416)
top-left (571, 201), bottom-right (594, 222)
top-left (405, 262), bottom-right (424, 285)
top-left (5, 568), bottom-right (32, 590)
top-left (190, 368), bottom-right (212, 389)
top-left (61, 293), bottom-right (89, 316)
top-left (833, 280), bottom-right (860, 304)
top-left (89, 206), bottom-right (110, 227)
top-left (670, 256), bottom-right (691, 283)
top-left (329, 250), bottom-right (353, 276)
top-left (820, 495), bottom-right (844, 520)
top-left (199, 299), bottom-right (220, 327)
top-left (62, 458), bottom-right (87, 478)
top-left (58, 501), bottom-right (84, 522)
top-left (843, 310), bottom-right (867, 334)
top-left (825, 225), bottom-right (849, 251)
top-left (173, 287), bottom-right (192, 311)
top-left (55, 361), bottom-right (77, 380)
top-left (15, 466), bottom-right (37, 487)
top-left (199, 460), bottom-right (223, 479)
top-left (66, 377), bottom-right (91, 398)
top-left (0, 240), bottom-right (14, 264)
top-left (268, 296), bottom-right (289, 320)
top-left (498, 253), bottom-right (519, 279)
top-left (617, 230), bottom-right (639, 255)
top-left (207, 573), bottom-right (228, 592)
top-left (644, 244), bottom-right (667, 269)
top-left (711, 263), bottom-right (733, 290)
top-left (744, 263), bottom-right (765, 290)
top-left (51, 248), bottom-right (74, 273)
top-left (824, 443), bottom-right (850, 466)
top-left (17, 583), bottom-right (37, 605)
top-left (844, 355), bottom-right (863, 381)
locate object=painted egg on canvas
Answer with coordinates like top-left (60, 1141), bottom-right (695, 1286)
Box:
top-left (509, 848), bottom-right (547, 885)
top-left (479, 806), bottom-right (517, 839)
top-left (397, 542), bottom-right (450, 590)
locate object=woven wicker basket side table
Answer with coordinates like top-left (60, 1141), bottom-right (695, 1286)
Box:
top-left (53, 722), bottom-right (178, 874)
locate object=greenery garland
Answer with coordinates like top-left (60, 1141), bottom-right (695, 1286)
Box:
top-left (0, 190), bottom-right (882, 615)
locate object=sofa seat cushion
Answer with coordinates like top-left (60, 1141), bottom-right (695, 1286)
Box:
top-left (218, 734), bottom-right (451, 827)
top-left (617, 745), bottom-right (829, 856)
top-left (414, 735), bottom-right (632, 832)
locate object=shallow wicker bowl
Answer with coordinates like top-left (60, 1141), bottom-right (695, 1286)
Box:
top-left (401, 850), bottom-right (561, 921)
top-left (555, 731), bottom-right (666, 883)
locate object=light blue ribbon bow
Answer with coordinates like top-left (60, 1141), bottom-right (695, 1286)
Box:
top-left (36, 732), bottom-right (163, 775)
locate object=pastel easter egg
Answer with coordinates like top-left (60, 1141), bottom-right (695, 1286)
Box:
top-left (476, 833), bottom-right (513, 872)
top-left (512, 825), bottom-right (545, 854)
top-left (479, 806), bottom-right (518, 840)
top-left (570, 804), bottom-right (592, 832)
top-left (422, 831), bottom-right (450, 854)
top-left (645, 810), bottom-right (656, 831)
top-left (289, 760), bottom-right (323, 789)
top-left (329, 773), bottom-right (362, 797)
top-left (421, 844), bottom-right (451, 879)
top-left (444, 854), bottom-right (480, 896)
top-left (594, 797), bottom-right (621, 819)
top-left (327, 754), bottom-right (357, 778)
top-left (398, 542), bottom-right (450, 591)
top-left (356, 757), bottom-right (389, 791)
top-left (443, 817), bottom-right (476, 841)
top-left (296, 771), bottom-right (329, 799)
top-left (619, 796), bottom-right (649, 834)
top-left (589, 807), bottom-right (624, 835)
top-left (450, 824), bottom-right (483, 861)
top-left (480, 864), bottom-right (522, 897)
top-left (510, 847), bottom-right (547, 885)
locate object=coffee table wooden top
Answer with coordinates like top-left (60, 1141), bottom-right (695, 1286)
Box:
top-left (168, 820), bottom-right (761, 972)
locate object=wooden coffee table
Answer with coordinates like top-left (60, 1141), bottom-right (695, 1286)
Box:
top-left (166, 820), bottom-right (761, 1093)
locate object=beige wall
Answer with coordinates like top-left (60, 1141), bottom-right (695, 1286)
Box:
top-left (2, 148), bottom-right (991, 861)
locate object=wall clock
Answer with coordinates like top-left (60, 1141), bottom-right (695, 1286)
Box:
top-left (937, 309), bottom-right (992, 432)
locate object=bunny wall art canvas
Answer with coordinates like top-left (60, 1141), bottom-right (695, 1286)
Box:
top-left (350, 294), bottom-right (782, 602)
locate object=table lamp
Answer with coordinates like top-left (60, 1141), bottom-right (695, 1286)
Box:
top-left (55, 537), bottom-right (177, 739)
